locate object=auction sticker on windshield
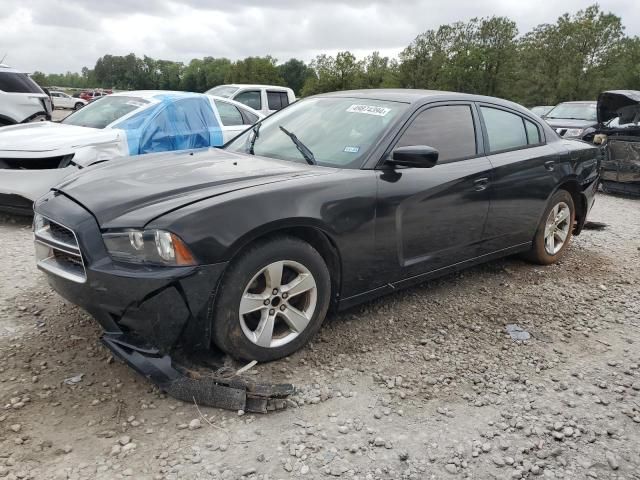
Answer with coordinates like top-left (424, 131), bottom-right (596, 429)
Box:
top-left (346, 104), bottom-right (391, 116)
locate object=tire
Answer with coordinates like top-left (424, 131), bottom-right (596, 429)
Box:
top-left (524, 189), bottom-right (575, 265)
top-left (74, 102), bottom-right (84, 110)
top-left (212, 236), bottom-right (331, 362)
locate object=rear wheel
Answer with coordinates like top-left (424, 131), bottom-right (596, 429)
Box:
top-left (212, 236), bottom-right (331, 362)
top-left (525, 190), bottom-right (575, 265)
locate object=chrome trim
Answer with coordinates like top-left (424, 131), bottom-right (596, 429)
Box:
top-left (34, 214), bottom-right (87, 283)
top-left (37, 255), bottom-right (86, 284)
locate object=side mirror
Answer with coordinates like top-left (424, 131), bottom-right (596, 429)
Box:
top-left (388, 145), bottom-right (439, 168)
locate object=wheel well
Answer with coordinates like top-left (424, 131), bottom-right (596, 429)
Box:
top-left (557, 180), bottom-right (587, 234)
top-left (228, 226), bottom-right (342, 311)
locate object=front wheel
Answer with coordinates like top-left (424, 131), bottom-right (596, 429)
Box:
top-left (212, 236), bottom-right (331, 362)
top-left (525, 190), bottom-right (575, 265)
top-left (74, 102), bottom-right (84, 110)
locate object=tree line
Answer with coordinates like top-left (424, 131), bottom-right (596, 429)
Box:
top-left (31, 5), bottom-right (640, 107)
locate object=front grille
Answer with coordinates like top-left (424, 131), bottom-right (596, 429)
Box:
top-left (34, 215), bottom-right (86, 283)
top-left (0, 154), bottom-right (74, 170)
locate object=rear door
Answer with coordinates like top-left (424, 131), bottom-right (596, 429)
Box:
top-left (375, 102), bottom-right (492, 282)
top-left (477, 104), bottom-right (563, 251)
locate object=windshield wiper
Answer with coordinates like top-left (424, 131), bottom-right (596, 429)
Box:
top-left (279, 126), bottom-right (316, 165)
top-left (248, 123), bottom-right (261, 155)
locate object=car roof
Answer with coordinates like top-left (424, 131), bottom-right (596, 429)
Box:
top-left (0, 65), bottom-right (27, 74)
top-left (314, 89), bottom-right (531, 110)
top-left (110, 90), bottom-right (210, 100)
top-left (222, 84), bottom-right (293, 91)
top-left (556, 101), bottom-right (596, 105)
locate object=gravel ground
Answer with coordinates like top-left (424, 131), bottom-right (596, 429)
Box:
top-left (0, 193), bottom-right (639, 480)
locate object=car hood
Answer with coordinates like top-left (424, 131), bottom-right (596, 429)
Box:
top-left (0, 121), bottom-right (121, 154)
top-left (54, 148), bottom-right (328, 228)
top-left (597, 90), bottom-right (640, 124)
top-left (544, 118), bottom-right (596, 130)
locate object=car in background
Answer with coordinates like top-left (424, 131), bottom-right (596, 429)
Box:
top-left (543, 101), bottom-right (597, 138)
top-left (80, 90), bottom-right (109, 102)
top-left (32, 89), bottom-right (599, 373)
top-left (0, 91), bottom-right (263, 214)
top-left (530, 105), bottom-right (555, 117)
top-left (50, 90), bottom-right (87, 110)
top-left (583, 90), bottom-right (640, 196)
top-left (0, 64), bottom-right (52, 126)
top-left (205, 84), bottom-right (295, 116)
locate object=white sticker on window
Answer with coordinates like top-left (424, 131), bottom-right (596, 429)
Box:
top-left (346, 104), bottom-right (391, 116)
top-left (126, 101), bottom-right (145, 107)
top-left (343, 146), bottom-right (360, 153)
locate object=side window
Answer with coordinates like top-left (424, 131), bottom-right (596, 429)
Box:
top-left (0, 72), bottom-right (43, 93)
top-left (214, 100), bottom-right (244, 126)
top-left (267, 91), bottom-right (290, 111)
top-left (240, 109), bottom-right (259, 125)
top-left (525, 119), bottom-right (541, 145)
top-left (280, 92), bottom-right (290, 108)
top-left (481, 107), bottom-right (527, 152)
top-left (267, 91), bottom-right (282, 110)
top-left (234, 90), bottom-right (261, 111)
top-left (396, 105), bottom-right (477, 163)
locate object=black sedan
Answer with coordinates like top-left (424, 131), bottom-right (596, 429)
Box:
top-left (33, 90), bottom-right (600, 366)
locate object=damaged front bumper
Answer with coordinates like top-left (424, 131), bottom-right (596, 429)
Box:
top-left (34, 191), bottom-right (295, 412)
top-left (103, 333), bottom-right (293, 413)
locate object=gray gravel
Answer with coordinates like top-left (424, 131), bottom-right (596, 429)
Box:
top-left (0, 192), bottom-right (639, 479)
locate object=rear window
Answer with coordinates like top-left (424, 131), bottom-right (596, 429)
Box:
top-left (0, 72), bottom-right (44, 94)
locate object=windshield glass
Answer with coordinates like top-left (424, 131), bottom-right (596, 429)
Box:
top-left (225, 97), bottom-right (407, 168)
top-left (206, 86), bottom-right (239, 98)
top-left (546, 103), bottom-right (597, 121)
top-left (62, 96), bottom-right (149, 128)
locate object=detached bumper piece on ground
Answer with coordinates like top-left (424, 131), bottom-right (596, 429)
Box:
top-left (103, 333), bottom-right (294, 413)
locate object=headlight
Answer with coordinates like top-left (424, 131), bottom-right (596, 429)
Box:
top-left (563, 128), bottom-right (584, 138)
top-left (102, 229), bottom-right (196, 266)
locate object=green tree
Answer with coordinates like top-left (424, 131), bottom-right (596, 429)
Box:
top-left (278, 58), bottom-right (311, 95)
top-left (225, 56), bottom-right (284, 85)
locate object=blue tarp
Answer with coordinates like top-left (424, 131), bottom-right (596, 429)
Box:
top-left (112, 93), bottom-right (224, 156)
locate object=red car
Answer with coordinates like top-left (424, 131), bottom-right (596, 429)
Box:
top-left (79, 90), bottom-right (111, 102)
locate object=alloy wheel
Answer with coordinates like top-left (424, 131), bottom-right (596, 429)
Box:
top-left (544, 201), bottom-right (571, 255)
top-left (239, 260), bottom-right (318, 348)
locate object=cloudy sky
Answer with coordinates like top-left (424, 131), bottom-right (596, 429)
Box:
top-left (1, 0), bottom-right (638, 74)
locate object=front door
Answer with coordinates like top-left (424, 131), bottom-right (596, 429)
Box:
top-left (375, 103), bottom-right (492, 282)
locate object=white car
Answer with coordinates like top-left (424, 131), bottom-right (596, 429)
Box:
top-left (205, 84), bottom-right (296, 116)
top-left (0, 64), bottom-right (52, 126)
top-left (0, 90), bottom-right (263, 214)
top-left (50, 91), bottom-right (87, 110)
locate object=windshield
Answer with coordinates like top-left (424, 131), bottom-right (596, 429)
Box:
top-left (62, 96), bottom-right (149, 129)
top-left (225, 97), bottom-right (407, 168)
top-left (205, 86), bottom-right (239, 98)
top-left (546, 103), bottom-right (597, 121)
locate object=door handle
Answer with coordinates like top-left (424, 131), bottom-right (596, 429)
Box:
top-left (473, 177), bottom-right (489, 191)
top-left (544, 160), bottom-right (555, 171)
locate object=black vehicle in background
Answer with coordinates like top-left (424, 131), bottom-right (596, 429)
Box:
top-left (33, 89), bottom-right (600, 372)
top-left (544, 101), bottom-right (598, 138)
